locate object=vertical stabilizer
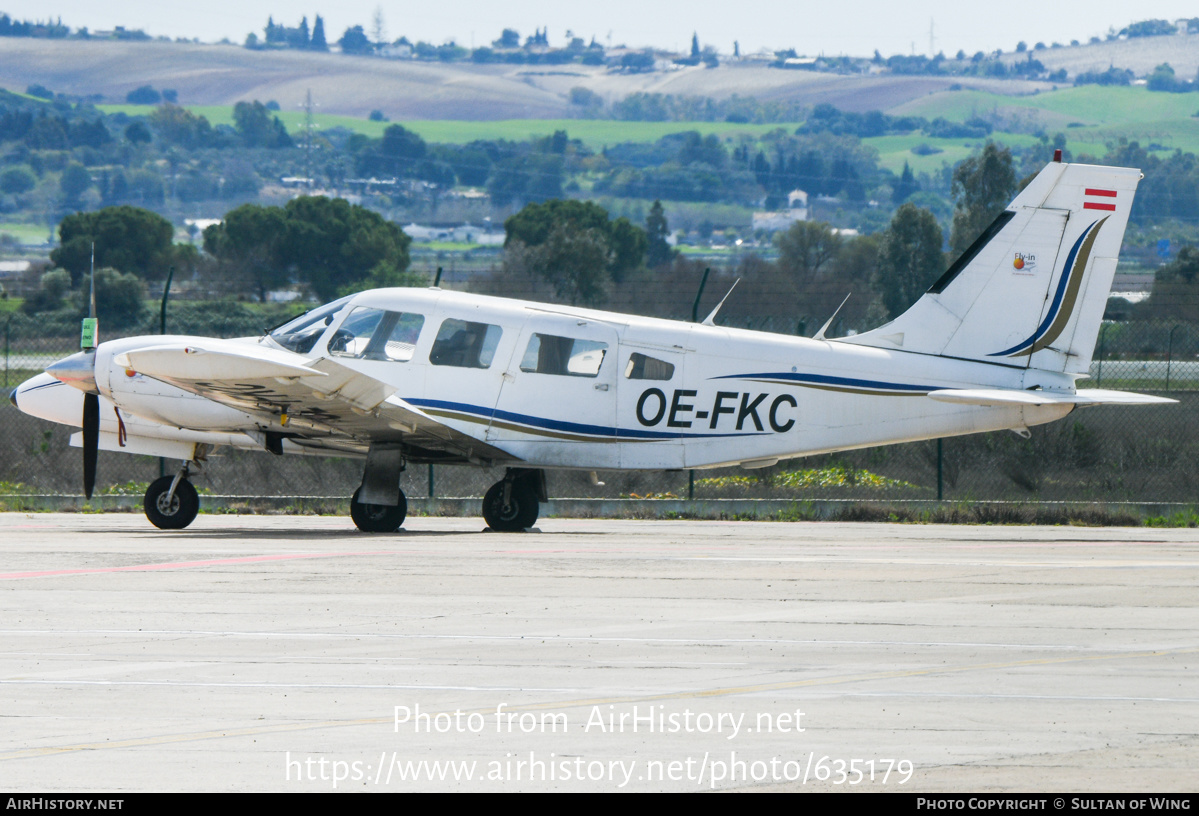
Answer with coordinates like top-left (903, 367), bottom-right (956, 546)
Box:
top-left (844, 161), bottom-right (1140, 376)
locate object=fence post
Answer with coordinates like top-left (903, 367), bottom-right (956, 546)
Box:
top-left (936, 438), bottom-right (944, 501)
top-left (688, 268), bottom-right (710, 502)
top-left (3, 315), bottom-right (9, 390)
top-left (1166, 324), bottom-right (1181, 391)
top-left (428, 464), bottom-right (435, 499)
top-left (1095, 324), bottom-right (1109, 387)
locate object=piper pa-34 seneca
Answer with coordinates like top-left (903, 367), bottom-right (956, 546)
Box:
top-left (10, 156), bottom-right (1175, 532)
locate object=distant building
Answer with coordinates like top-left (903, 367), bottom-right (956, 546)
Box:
top-left (751, 189), bottom-right (809, 233)
top-left (380, 42), bottom-right (413, 58)
top-left (402, 223), bottom-right (505, 245)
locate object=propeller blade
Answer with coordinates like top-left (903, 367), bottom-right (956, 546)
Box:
top-left (82, 392), bottom-right (98, 499)
top-left (81, 242), bottom-right (100, 499)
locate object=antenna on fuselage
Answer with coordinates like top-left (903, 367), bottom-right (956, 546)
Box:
top-left (432, 266), bottom-right (442, 288)
top-left (701, 278), bottom-right (740, 326)
top-left (812, 293), bottom-right (851, 341)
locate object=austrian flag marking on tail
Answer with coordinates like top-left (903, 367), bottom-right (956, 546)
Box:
top-left (1084, 188), bottom-right (1117, 211)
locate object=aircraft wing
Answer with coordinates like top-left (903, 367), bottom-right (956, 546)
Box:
top-left (113, 339), bottom-right (516, 463)
top-left (927, 388), bottom-right (1177, 407)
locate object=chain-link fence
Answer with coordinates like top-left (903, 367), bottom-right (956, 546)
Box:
top-left (4, 316), bottom-right (1198, 505)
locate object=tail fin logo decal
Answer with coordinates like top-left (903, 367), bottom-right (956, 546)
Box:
top-left (1084, 188), bottom-right (1118, 211)
top-left (990, 217), bottom-right (1107, 358)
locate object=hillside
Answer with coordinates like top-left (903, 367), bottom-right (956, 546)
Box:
top-left (999, 33), bottom-right (1199, 78)
top-left (0, 38), bottom-right (1054, 120)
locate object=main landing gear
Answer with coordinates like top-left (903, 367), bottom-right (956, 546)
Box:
top-left (350, 443), bottom-right (407, 533)
top-left (482, 468), bottom-right (546, 533)
top-left (144, 462), bottom-right (200, 530)
top-left (350, 487), bottom-right (407, 533)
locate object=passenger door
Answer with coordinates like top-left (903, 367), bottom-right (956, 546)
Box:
top-left (489, 314), bottom-right (620, 467)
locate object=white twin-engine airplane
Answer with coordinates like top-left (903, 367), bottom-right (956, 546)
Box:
top-left (11, 157), bottom-right (1174, 531)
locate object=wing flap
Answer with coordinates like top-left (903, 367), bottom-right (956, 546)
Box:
top-left (928, 388), bottom-right (1176, 407)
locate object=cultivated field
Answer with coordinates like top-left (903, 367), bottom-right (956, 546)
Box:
top-left (0, 38), bottom-right (1053, 120)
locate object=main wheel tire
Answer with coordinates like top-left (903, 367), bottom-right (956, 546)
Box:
top-left (482, 481), bottom-right (538, 532)
top-left (144, 476), bottom-right (200, 530)
top-left (350, 488), bottom-right (406, 533)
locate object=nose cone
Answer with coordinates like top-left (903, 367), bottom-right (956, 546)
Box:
top-left (12, 372), bottom-right (83, 427)
top-left (45, 350), bottom-right (98, 394)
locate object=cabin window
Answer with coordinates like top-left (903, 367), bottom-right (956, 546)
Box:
top-left (329, 307), bottom-right (424, 362)
top-left (429, 319), bottom-right (502, 368)
top-left (624, 352), bottom-right (675, 381)
top-left (268, 295), bottom-right (352, 354)
top-left (519, 334), bottom-right (608, 378)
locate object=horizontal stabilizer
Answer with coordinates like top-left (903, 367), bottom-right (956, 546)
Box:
top-left (928, 388), bottom-right (1176, 407)
top-left (114, 341), bottom-right (325, 382)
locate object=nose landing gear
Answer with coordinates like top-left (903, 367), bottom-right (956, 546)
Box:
top-left (144, 462), bottom-right (199, 530)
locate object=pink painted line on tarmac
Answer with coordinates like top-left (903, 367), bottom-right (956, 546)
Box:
top-left (0, 551), bottom-right (411, 580)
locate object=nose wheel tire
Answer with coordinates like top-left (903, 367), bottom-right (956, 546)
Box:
top-left (350, 488), bottom-right (407, 533)
top-left (144, 476), bottom-right (200, 530)
top-left (482, 481), bottom-right (539, 532)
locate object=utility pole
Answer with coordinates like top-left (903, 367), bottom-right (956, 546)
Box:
top-left (301, 89), bottom-right (318, 189)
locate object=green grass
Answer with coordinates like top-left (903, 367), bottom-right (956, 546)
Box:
top-left (0, 222), bottom-right (52, 244)
top-left (413, 240), bottom-right (501, 252)
top-left (398, 120), bottom-right (799, 149)
top-left (891, 85), bottom-right (1199, 156)
top-left (98, 104), bottom-right (800, 149)
top-left (96, 84), bottom-right (1199, 175)
top-left (865, 132), bottom-right (1043, 175)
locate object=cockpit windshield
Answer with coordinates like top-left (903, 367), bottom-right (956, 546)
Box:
top-left (267, 296), bottom-right (352, 354)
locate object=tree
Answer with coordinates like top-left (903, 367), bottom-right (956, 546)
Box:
top-left (690, 33), bottom-right (700, 59)
top-left (503, 199), bottom-right (647, 304)
top-left (52, 206), bottom-right (176, 284)
top-left (59, 161), bottom-right (91, 206)
top-left (124, 120), bottom-right (152, 144)
top-left (207, 198), bottom-right (413, 300)
top-left (233, 101), bottom-right (292, 148)
top-left (950, 142), bottom-right (1016, 255)
top-left (645, 200), bottom-right (675, 267)
top-left (311, 15), bottom-right (327, 50)
top-left (20, 267), bottom-right (71, 313)
top-left (149, 104), bottom-right (215, 149)
top-left (875, 204), bottom-right (944, 319)
top-left (202, 204), bottom-right (289, 301)
top-left (371, 6), bottom-right (386, 45)
top-left (339, 25), bottom-right (372, 55)
top-left (531, 222), bottom-right (611, 305)
top-left (71, 267), bottom-right (147, 329)
top-left (356, 124), bottom-right (428, 177)
top-left (1134, 246), bottom-right (1199, 321)
top-left (1147, 62), bottom-right (1186, 92)
top-left (776, 221), bottom-right (842, 281)
top-left (125, 85), bottom-right (161, 105)
top-left (0, 164), bottom-right (35, 194)
top-left (284, 197), bottom-right (411, 299)
top-left (893, 161), bottom-right (918, 203)
top-left (487, 153), bottom-right (564, 206)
